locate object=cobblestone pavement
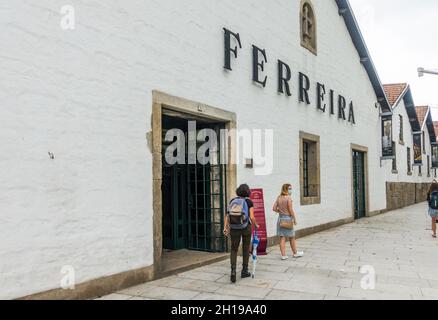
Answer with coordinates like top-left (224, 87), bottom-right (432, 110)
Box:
top-left (98, 202), bottom-right (438, 300)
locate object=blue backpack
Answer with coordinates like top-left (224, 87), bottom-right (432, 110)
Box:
top-left (430, 191), bottom-right (438, 210)
top-left (227, 198), bottom-right (249, 230)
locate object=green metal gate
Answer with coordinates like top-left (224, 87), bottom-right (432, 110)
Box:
top-left (162, 118), bottom-right (227, 252)
top-left (162, 164), bottom-right (188, 250)
top-left (353, 150), bottom-right (366, 219)
top-left (187, 162), bottom-right (227, 252)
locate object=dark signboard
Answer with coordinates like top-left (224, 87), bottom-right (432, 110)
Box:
top-left (432, 144), bottom-right (438, 169)
top-left (249, 189), bottom-right (267, 256)
top-left (381, 116), bottom-right (393, 157)
top-left (413, 132), bottom-right (423, 165)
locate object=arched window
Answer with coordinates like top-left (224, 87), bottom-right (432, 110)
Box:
top-left (300, 0), bottom-right (317, 55)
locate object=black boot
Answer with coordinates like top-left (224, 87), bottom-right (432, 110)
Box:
top-left (230, 267), bottom-right (236, 283)
top-left (241, 267), bottom-right (251, 279)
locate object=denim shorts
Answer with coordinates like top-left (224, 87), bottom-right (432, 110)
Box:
top-left (429, 208), bottom-right (438, 218)
top-left (277, 215), bottom-right (295, 238)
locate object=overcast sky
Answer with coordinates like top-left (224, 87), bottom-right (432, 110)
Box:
top-left (349, 0), bottom-right (438, 119)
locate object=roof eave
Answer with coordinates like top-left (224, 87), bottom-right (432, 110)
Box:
top-left (403, 88), bottom-right (422, 132)
top-left (336, 0), bottom-right (391, 113)
top-left (391, 84), bottom-right (410, 110)
top-left (424, 107), bottom-right (437, 143)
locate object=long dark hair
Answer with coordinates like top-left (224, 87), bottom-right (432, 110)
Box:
top-left (429, 180), bottom-right (438, 195)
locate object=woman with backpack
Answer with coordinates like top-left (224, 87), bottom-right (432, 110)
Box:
top-left (272, 183), bottom-right (304, 260)
top-left (427, 180), bottom-right (438, 238)
top-left (223, 184), bottom-right (259, 283)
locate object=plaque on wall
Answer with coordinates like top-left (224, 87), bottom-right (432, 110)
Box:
top-left (432, 144), bottom-right (438, 168)
top-left (413, 132), bottom-right (423, 165)
top-left (381, 116), bottom-right (394, 158)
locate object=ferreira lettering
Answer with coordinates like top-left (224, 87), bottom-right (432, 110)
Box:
top-left (223, 27), bottom-right (356, 124)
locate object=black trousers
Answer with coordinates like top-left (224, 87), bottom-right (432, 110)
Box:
top-left (230, 225), bottom-right (252, 270)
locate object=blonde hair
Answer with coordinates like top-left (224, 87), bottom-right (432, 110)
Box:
top-left (280, 184), bottom-right (292, 196)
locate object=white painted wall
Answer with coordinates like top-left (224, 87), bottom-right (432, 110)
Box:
top-left (0, 0), bottom-right (155, 299)
top-left (0, 0), bottom-right (387, 299)
top-left (384, 102), bottom-right (435, 183)
top-left (421, 116), bottom-right (434, 181)
top-left (383, 99), bottom-right (415, 182)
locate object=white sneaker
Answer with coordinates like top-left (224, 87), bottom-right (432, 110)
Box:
top-left (281, 256), bottom-right (289, 261)
top-left (293, 251), bottom-right (304, 258)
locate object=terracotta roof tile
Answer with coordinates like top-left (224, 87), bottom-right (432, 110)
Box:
top-left (383, 83), bottom-right (408, 107)
top-left (415, 106), bottom-right (429, 126)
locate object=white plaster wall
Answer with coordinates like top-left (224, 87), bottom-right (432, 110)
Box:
top-left (384, 102), bottom-right (434, 183)
top-left (0, 0), bottom-right (387, 298)
top-left (0, 0), bottom-right (155, 299)
top-left (383, 100), bottom-right (416, 183)
top-left (421, 120), bottom-right (433, 182)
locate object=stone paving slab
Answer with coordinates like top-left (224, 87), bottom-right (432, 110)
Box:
top-left (178, 270), bottom-right (225, 282)
top-left (265, 289), bottom-right (324, 300)
top-left (215, 275), bottom-right (279, 289)
top-left (128, 296), bottom-right (156, 300)
top-left (168, 278), bottom-right (223, 293)
top-left (193, 293), bottom-right (252, 300)
top-left (351, 280), bottom-right (422, 296)
top-left (215, 284), bottom-right (271, 299)
top-left (375, 275), bottom-right (431, 288)
top-left (95, 293), bottom-right (133, 300)
top-left (126, 286), bottom-right (201, 300)
top-left (118, 284), bottom-right (158, 297)
top-left (273, 280), bottom-right (342, 296)
top-left (285, 266), bottom-right (332, 277)
top-left (96, 202), bottom-right (438, 300)
top-left (337, 287), bottom-right (412, 300)
top-left (420, 288), bottom-right (438, 298)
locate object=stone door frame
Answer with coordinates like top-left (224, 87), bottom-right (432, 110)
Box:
top-left (151, 91), bottom-right (237, 273)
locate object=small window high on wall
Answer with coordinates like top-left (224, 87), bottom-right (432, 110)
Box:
top-left (423, 132), bottom-right (426, 154)
top-left (300, 0), bottom-right (317, 55)
top-left (399, 115), bottom-right (403, 143)
top-left (428, 156), bottom-right (431, 177)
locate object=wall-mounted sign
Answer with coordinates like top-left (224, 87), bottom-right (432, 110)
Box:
top-left (381, 115), bottom-right (393, 158)
top-left (223, 28), bottom-right (356, 125)
top-left (249, 189), bottom-right (267, 256)
top-left (413, 132), bottom-right (423, 165)
top-left (432, 144), bottom-right (438, 169)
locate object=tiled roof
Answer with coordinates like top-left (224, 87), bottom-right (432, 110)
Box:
top-left (383, 83), bottom-right (408, 107)
top-left (415, 106), bottom-right (429, 127)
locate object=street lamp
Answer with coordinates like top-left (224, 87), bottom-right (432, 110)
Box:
top-left (418, 67), bottom-right (438, 77)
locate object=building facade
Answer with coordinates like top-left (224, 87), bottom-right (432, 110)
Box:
top-left (382, 84), bottom-right (437, 210)
top-left (0, 0), bottom-right (436, 299)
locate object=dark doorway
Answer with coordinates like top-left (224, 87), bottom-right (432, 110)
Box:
top-left (353, 150), bottom-right (366, 219)
top-left (161, 112), bottom-right (228, 253)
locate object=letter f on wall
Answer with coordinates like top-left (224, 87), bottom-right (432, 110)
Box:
top-left (223, 28), bottom-right (242, 71)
